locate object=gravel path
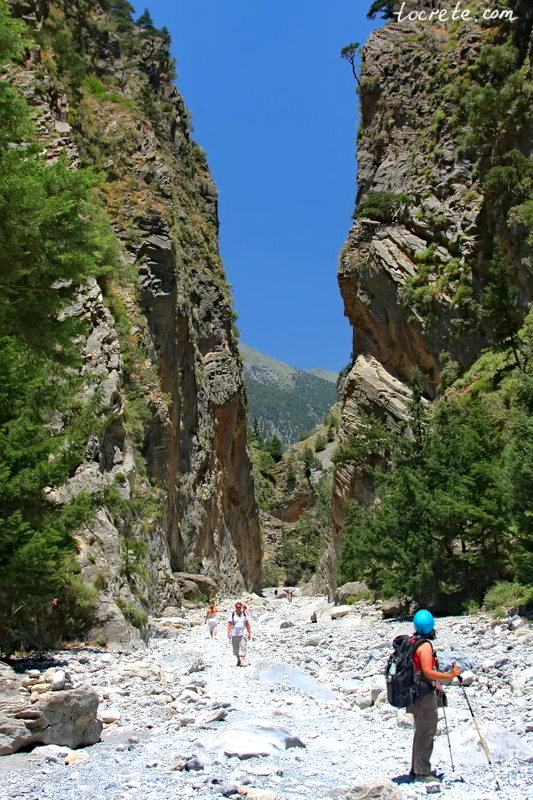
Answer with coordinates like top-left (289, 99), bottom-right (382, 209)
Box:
top-left (0, 593), bottom-right (531, 800)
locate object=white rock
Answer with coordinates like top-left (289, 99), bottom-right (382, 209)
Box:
top-left (459, 670), bottom-right (475, 686)
top-left (100, 708), bottom-right (121, 724)
top-left (51, 670), bottom-right (66, 691)
top-left (203, 718), bottom-right (305, 758)
top-left (36, 744), bottom-right (73, 761)
top-left (331, 605), bottom-right (352, 619)
top-left (245, 790), bottom-right (277, 800)
top-left (433, 721), bottom-right (533, 765)
top-left (65, 751), bottom-right (88, 765)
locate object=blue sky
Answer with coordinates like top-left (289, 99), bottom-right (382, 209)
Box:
top-left (133, 1), bottom-right (380, 371)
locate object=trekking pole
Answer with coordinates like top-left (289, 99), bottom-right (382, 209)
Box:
top-left (441, 699), bottom-right (455, 772)
top-left (457, 675), bottom-right (500, 790)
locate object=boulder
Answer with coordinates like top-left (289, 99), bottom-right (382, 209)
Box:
top-left (246, 791), bottom-right (277, 800)
top-left (161, 606), bottom-right (183, 617)
top-left (255, 663), bottom-right (336, 701)
top-left (334, 781), bottom-right (406, 799)
top-left (433, 720), bottom-right (533, 765)
top-left (173, 572), bottom-right (218, 600)
top-left (380, 598), bottom-right (407, 619)
top-left (335, 582), bottom-right (368, 605)
top-left (331, 605), bottom-right (352, 620)
top-left (204, 718), bottom-right (305, 759)
top-left (0, 685), bottom-right (102, 755)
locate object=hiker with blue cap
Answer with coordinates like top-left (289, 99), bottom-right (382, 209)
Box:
top-left (409, 609), bottom-right (461, 782)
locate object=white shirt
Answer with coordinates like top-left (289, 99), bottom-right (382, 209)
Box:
top-left (228, 610), bottom-right (248, 636)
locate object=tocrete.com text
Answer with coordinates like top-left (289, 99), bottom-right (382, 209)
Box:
top-left (394, 1), bottom-right (519, 23)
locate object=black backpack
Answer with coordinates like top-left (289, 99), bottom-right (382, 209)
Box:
top-left (385, 634), bottom-right (434, 708)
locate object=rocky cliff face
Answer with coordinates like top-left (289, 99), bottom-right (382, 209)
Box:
top-left (8, 0), bottom-right (261, 645)
top-left (331, 1), bottom-right (532, 565)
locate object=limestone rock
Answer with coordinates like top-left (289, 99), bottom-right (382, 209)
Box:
top-left (331, 781), bottom-right (406, 799)
top-left (173, 572), bottom-right (218, 600)
top-left (245, 790), bottom-right (277, 800)
top-left (0, 686), bottom-right (102, 755)
top-left (331, 605), bottom-right (352, 620)
top-left (7, 0), bottom-right (262, 650)
top-left (204, 718), bottom-right (305, 759)
top-left (335, 582), bottom-right (368, 605)
top-left (328, 7), bottom-right (532, 600)
top-left (381, 598), bottom-right (407, 619)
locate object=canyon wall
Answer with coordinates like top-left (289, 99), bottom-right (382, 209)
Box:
top-left (8, 0), bottom-right (261, 645)
top-left (330, 0), bottom-right (532, 579)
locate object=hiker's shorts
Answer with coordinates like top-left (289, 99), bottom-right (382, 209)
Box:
top-left (208, 619), bottom-right (217, 632)
top-left (231, 635), bottom-right (247, 657)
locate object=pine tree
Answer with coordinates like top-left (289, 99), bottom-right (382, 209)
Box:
top-left (266, 436), bottom-right (283, 462)
top-left (315, 434), bottom-right (326, 452)
top-left (136, 8), bottom-right (154, 29)
top-left (505, 374), bottom-right (533, 583)
top-left (0, 0), bottom-right (117, 653)
top-left (480, 244), bottom-right (521, 369)
top-left (107, 0), bottom-right (134, 28)
top-left (252, 417), bottom-right (263, 445)
top-left (367, 1), bottom-right (396, 20)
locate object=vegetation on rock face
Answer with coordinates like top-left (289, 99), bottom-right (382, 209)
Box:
top-left (0, 1), bottom-right (118, 654)
top-left (340, 329), bottom-right (533, 609)
top-left (353, 190), bottom-right (409, 223)
top-left (250, 413), bottom-right (336, 587)
top-left (276, 473), bottom-right (331, 586)
top-left (335, 1), bottom-right (532, 612)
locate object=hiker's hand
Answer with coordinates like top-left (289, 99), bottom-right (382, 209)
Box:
top-left (450, 662), bottom-right (461, 678)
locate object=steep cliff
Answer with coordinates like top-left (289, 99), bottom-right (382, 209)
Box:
top-left (5, 0), bottom-right (261, 646)
top-left (331, 0), bottom-right (532, 588)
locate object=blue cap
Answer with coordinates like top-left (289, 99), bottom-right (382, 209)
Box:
top-left (413, 609), bottom-right (435, 634)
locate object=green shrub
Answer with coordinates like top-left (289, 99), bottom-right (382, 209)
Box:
top-left (95, 629), bottom-right (108, 647)
top-left (347, 589), bottom-right (374, 604)
top-left (354, 190), bottom-right (409, 223)
top-left (483, 581), bottom-right (532, 612)
top-left (315, 434), bottom-right (326, 452)
top-left (115, 598), bottom-right (147, 628)
top-left (84, 75), bottom-right (108, 97)
top-left (261, 562), bottom-right (284, 588)
top-left (462, 598), bottom-right (481, 615)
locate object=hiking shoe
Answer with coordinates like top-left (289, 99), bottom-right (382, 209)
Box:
top-left (414, 774), bottom-right (441, 783)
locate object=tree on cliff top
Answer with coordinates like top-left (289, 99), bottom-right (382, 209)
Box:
top-left (136, 8), bottom-right (154, 28)
top-left (367, 1), bottom-right (396, 19)
top-left (340, 42), bottom-right (361, 88)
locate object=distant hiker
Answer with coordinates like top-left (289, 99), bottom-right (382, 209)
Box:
top-left (310, 611), bottom-right (317, 623)
top-left (274, 588), bottom-right (278, 597)
top-left (408, 609), bottom-right (461, 782)
top-left (205, 601), bottom-right (219, 638)
top-left (284, 587), bottom-right (293, 603)
top-left (227, 601), bottom-right (251, 667)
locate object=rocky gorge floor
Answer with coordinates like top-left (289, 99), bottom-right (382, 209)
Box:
top-left (0, 593), bottom-right (532, 800)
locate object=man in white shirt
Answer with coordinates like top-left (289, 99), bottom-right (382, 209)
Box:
top-left (227, 601), bottom-right (252, 667)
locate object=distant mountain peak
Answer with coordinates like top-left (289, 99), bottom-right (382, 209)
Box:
top-left (239, 343), bottom-right (337, 446)
top-left (305, 368), bottom-right (338, 384)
